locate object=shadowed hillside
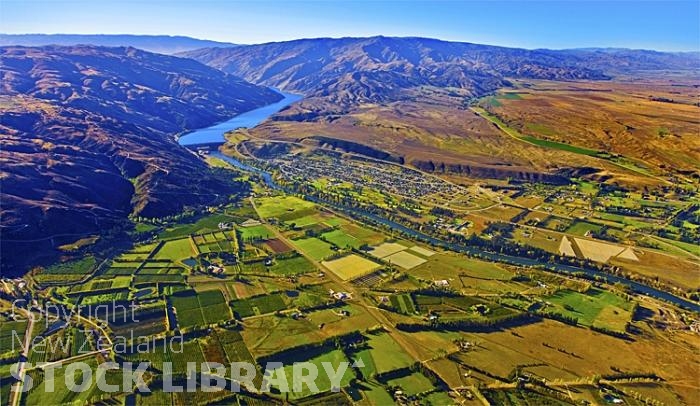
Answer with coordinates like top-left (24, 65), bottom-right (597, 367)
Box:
top-left (0, 45), bottom-right (282, 273)
top-left (181, 37), bottom-right (698, 186)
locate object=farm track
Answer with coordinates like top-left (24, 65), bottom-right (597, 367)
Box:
top-left (249, 199), bottom-right (426, 358)
top-left (249, 197), bottom-right (475, 400)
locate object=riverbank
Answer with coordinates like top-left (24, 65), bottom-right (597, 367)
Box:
top-left (215, 151), bottom-right (700, 313)
top-left (178, 90), bottom-right (302, 146)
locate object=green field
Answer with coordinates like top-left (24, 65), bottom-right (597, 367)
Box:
top-left (269, 255), bottom-right (315, 275)
top-left (171, 290), bottom-right (231, 328)
top-left (544, 288), bottom-right (633, 331)
top-left (322, 229), bottom-right (361, 248)
top-left (358, 381), bottom-right (395, 405)
top-left (0, 320), bottom-right (27, 354)
top-left (386, 371), bottom-right (436, 396)
top-left (216, 329), bottom-right (255, 365)
top-left (424, 391), bottom-right (455, 405)
top-left (255, 196), bottom-right (315, 219)
top-left (287, 214), bottom-right (323, 227)
top-left (340, 223), bottom-right (385, 246)
top-left (566, 221), bottom-right (604, 236)
top-left (0, 374), bottom-right (13, 404)
top-left (239, 224), bottom-right (273, 241)
top-left (159, 214), bottom-right (236, 239)
top-left (23, 357), bottom-right (122, 405)
top-left (273, 349), bottom-right (355, 400)
top-left (79, 289), bottom-right (130, 305)
top-left (153, 238), bottom-right (195, 262)
top-left (412, 253), bottom-right (513, 280)
top-left (389, 294), bottom-right (417, 314)
top-left (291, 238), bottom-right (334, 261)
top-left (123, 339), bottom-right (206, 375)
top-left (355, 333), bottom-right (415, 375)
top-left (34, 256), bottom-right (97, 283)
top-left (134, 274), bottom-right (186, 284)
top-left (41, 256), bottom-right (97, 274)
top-left (69, 276), bottom-right (132, 294)
top-left (230, 294), bottom-right (287, 318)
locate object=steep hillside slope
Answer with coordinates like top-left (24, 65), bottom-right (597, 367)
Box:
top-left (181, 37), bottom-right (697, 186)
top-left (180, 36), bottom-right (620, 105)
top-left (0, 45), bottom-right (282, 273)
top-left (182, 38), bottom-right (697, 106)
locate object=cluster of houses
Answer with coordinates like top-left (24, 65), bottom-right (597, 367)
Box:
top-left (271, 152), bottom-right (468, 201)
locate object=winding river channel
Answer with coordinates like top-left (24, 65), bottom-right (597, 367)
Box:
top-left (182, 92), bottom-right (700, 313)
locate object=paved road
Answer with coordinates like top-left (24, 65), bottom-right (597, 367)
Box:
top-left (249, 197), bottom-right (469, 401)
top-left (9, 309), bottom-right (35, 406)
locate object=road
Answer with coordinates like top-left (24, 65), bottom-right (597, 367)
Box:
top-left (8, 309), bottom-right (35, 406)
top-left (6, 301), bottom-right (114, 406)
top-left (248, 197), bottom-right (469, 400)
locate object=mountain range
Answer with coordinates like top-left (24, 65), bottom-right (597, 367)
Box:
top-left (0, 34), bottom-right (237, 54)
top-left (1, 36), bottom-right (697, 273)
top-left (0, 45), bottom-right (280, 273)
top-left (180, 36), bottom-right (698, 106)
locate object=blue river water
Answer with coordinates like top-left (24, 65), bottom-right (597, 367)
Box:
top-left (213, 153), bottom-right (699, 312)
top-left (179, 90), bottom-right (699, 313)
top-left (178, 90), bottom-right (303, 146)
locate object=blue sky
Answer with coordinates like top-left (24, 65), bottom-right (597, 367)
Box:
top-left (1, 0), bottom-right (698, 51)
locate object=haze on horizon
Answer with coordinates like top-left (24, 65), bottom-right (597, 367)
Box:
top-left (1, 0), bottom-right (699, 52)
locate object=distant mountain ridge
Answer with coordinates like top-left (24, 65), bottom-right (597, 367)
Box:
top-left (0, 45), bottom-right (281, 273)
top-left (180, 36), bottom-right (698, 105)
top-left (0, 34), bottom-right (237, 54)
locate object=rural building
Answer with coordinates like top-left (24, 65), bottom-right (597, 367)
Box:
top-left (240, 218), bottom-right (262, 227)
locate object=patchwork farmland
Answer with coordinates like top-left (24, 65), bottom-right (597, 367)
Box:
top-left (16, 169), bottom-right (699, 406)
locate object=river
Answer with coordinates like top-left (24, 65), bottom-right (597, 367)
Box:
top-left (178, 90), bottom-right (303, 146)
top-left (214, 153), bottom-right (698, 312)
top-left (181, 92), bottom-right (699, 313)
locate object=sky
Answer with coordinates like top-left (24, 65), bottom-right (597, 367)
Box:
top-left (1, 0), bottom-right (698, 51)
